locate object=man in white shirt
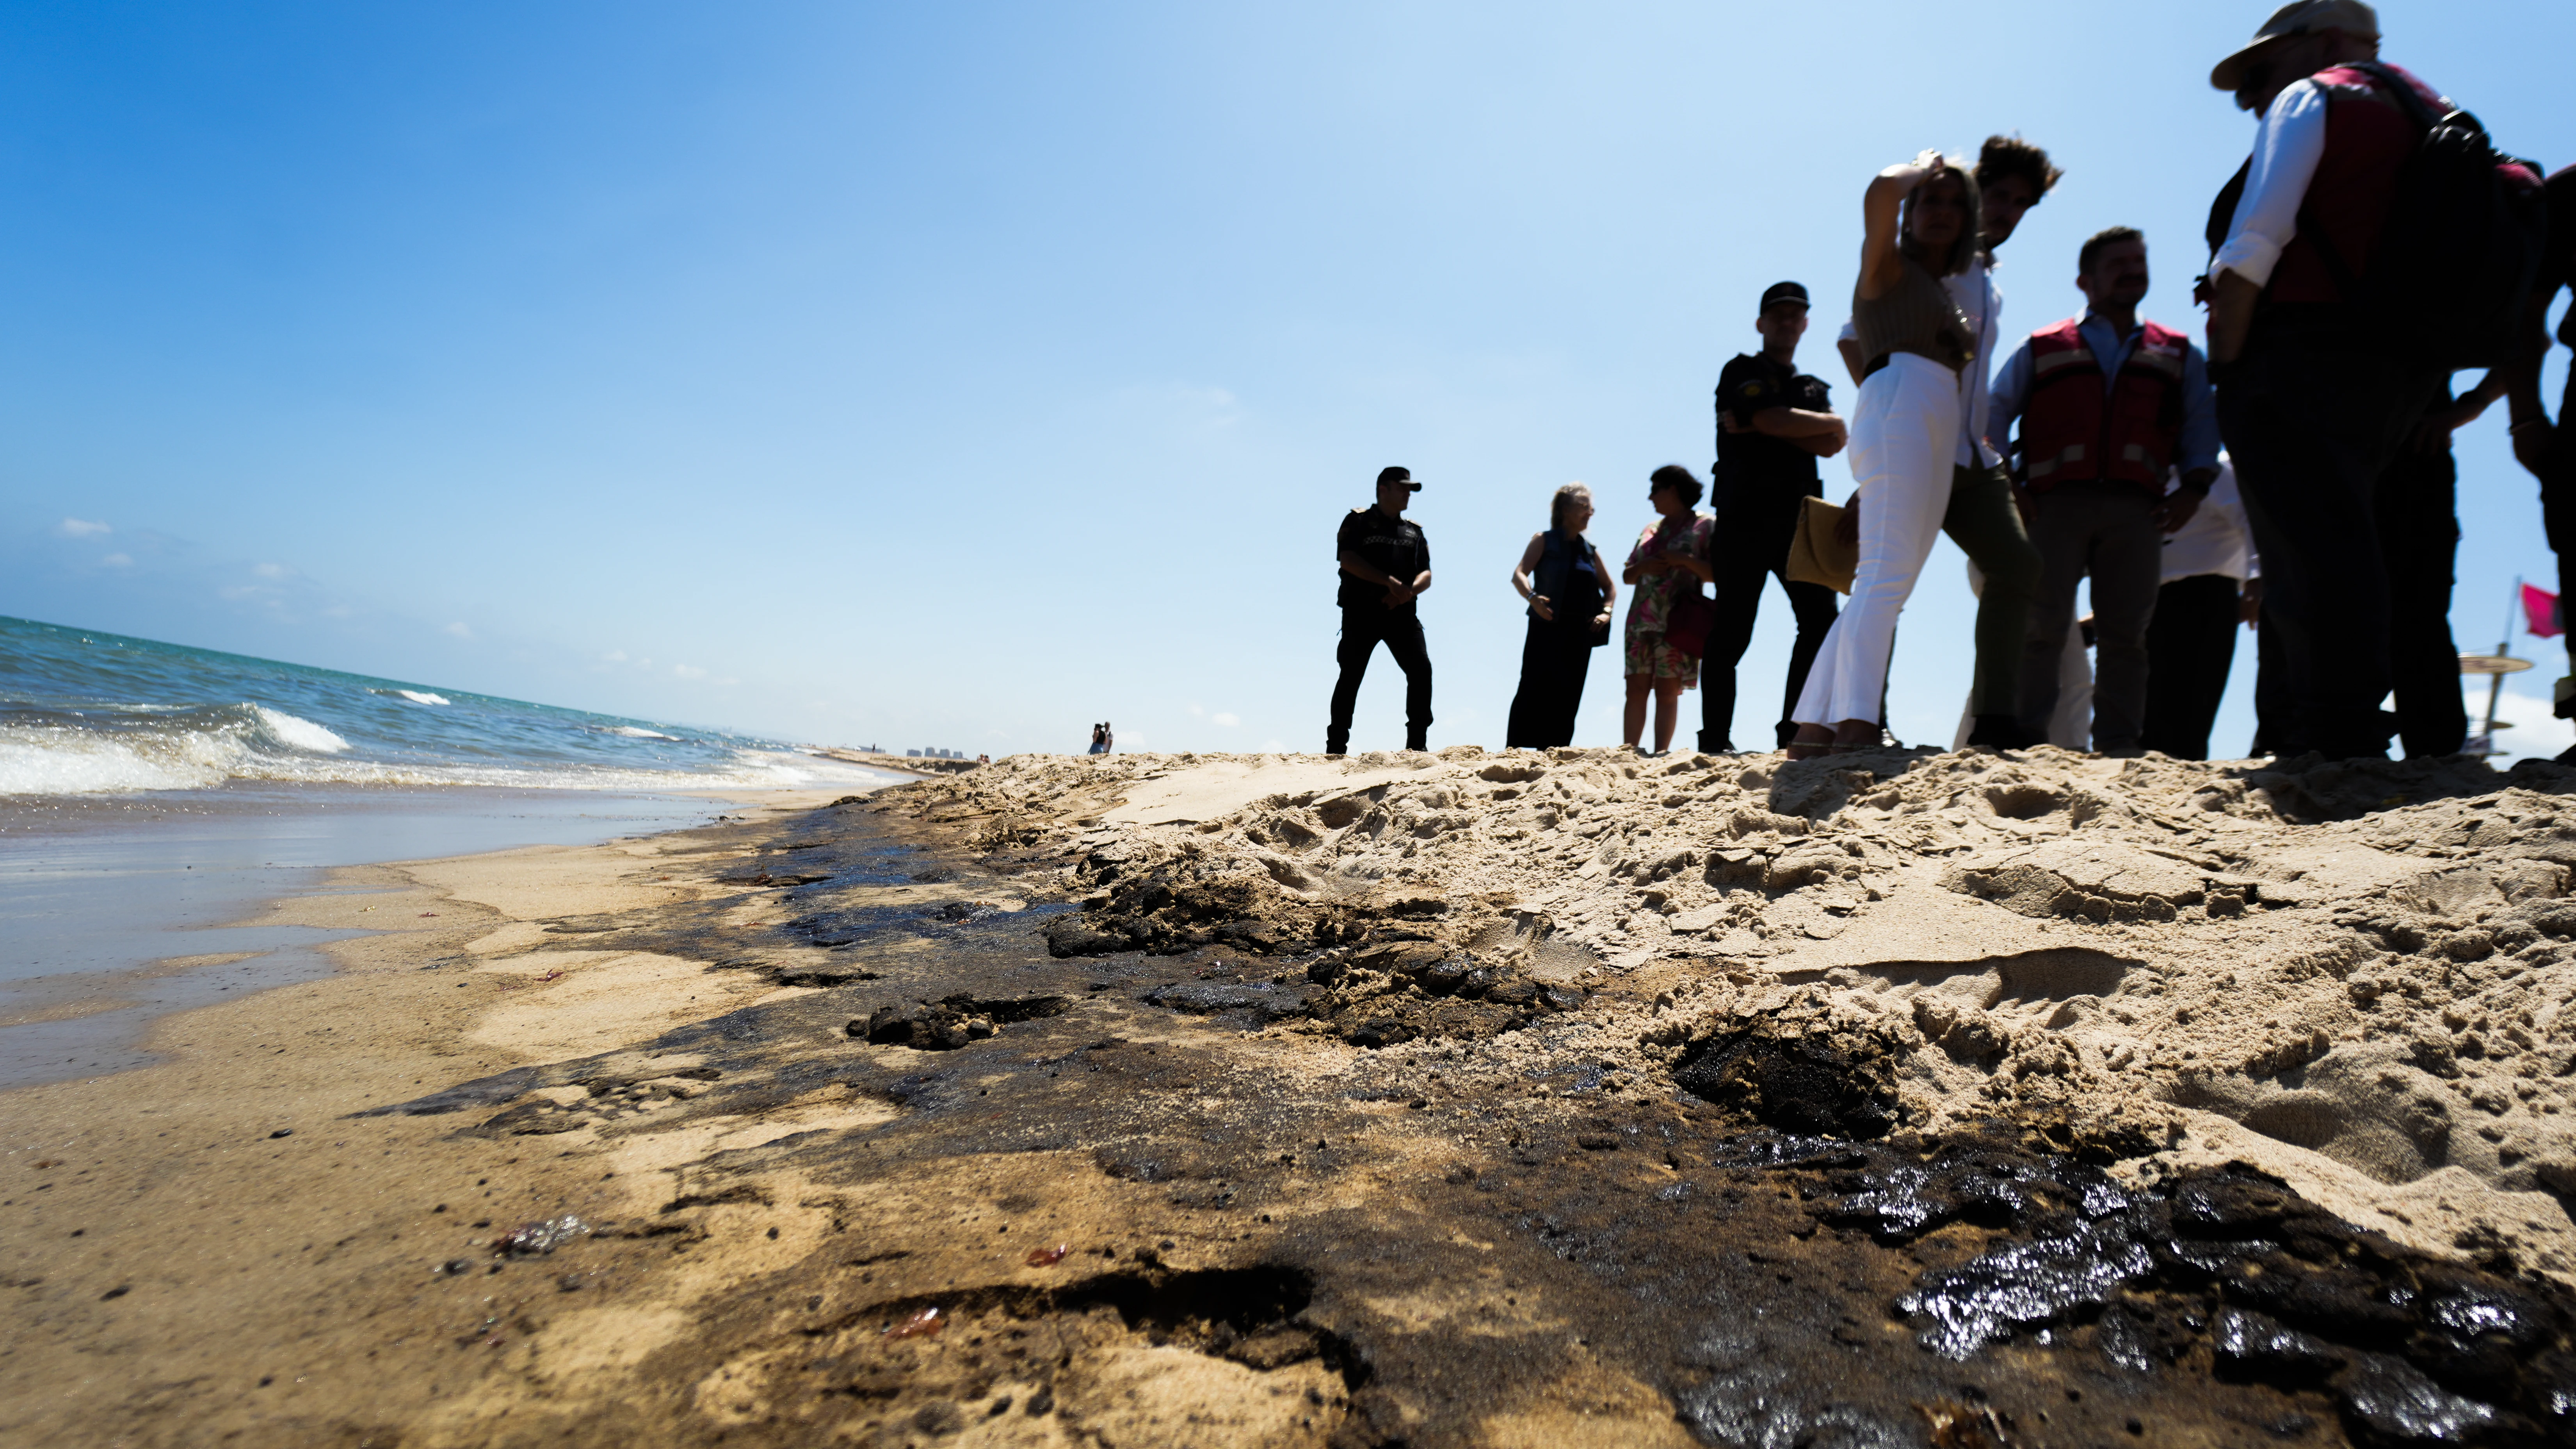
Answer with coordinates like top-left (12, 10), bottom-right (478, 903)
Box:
top-left (2202, 0), bottom-right (2451, 760)
top-left (1836, 134), bottom-right (2060, 748)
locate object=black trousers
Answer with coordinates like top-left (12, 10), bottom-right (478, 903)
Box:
top-left (1327, 608), bottom-right (1432, 753)
top-left (2217, 336), bottom-right (2440, 758)
top-left (1505, 619), bottom-right (1595, 748)
top-left (2375, 441), bottom-right (2466, 759)
top-left (2540, 398), bottom-right (2576, 693)
top-left (2140, 573), bottom-right (2241, 760)
top-left (1699, 482), bottom-right (1839, 752)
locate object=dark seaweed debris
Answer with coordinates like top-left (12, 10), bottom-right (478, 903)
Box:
top-left (1673, 1019), bottom-right (1902, 1140)
top-left (850, 994), bottom-right (1069, 1051)
top-left (786, 899), bottom-right (1062, 950)
top-left (1780, 1132), bottom-right (2576, 1444)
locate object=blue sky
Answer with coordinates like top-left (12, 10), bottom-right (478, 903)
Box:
top-left (2, 1), bottom-right (2570, 759)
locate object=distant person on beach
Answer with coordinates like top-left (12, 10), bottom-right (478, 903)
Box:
top-left (2202, 0), bottom-right (2534, 759)
top-left (1506, 482), bottom-right (1616, 749)
top-left (1621, 466), bottom-right (1715, 755)
top-left (1835, 134), bottom-right (2058, 749)
top-left (1086, 723), bottom-right (1107, 755)
top-left (1704, 281), bottom-right (1844, 753)
top-left (1101, 722), bottom-right (1113, 753)
top-left (1989, 225), bottom-right (2221, 756)
top-left (2508, 163), bottom-right (2576, 756)
top-left (1790, 152), bottom-right (1986, 758)
top-left (1327, 466), bottom-right (1434, 755)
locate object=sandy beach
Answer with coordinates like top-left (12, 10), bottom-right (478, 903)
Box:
top-left (10, 747), bottom-right (2576, 1447)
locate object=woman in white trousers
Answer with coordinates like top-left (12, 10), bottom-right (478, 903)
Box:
top-left (1788, 150), bottom-right (1980, 758)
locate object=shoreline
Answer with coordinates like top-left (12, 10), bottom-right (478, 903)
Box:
top-left (7, 748), bottom-right (2576, 1446)
top-left (0, 782), bottom-right (786, 1091)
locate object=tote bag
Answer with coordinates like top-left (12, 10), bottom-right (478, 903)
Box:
top-left (1786, 496), bottom-right (1857, 595)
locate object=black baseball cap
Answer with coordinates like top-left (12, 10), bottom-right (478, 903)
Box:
top-left (1759, 281), bottom-right (1810, 312)
top-left (1377, 465), bottom-right (1422, 491)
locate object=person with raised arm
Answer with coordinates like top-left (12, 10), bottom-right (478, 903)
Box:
top-left (1836, 134), bottom-right (2058, 750)
top-left (1787, 152), bottom-right (1982, 758)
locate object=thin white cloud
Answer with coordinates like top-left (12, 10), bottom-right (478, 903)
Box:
top-left (444, 621), bottom-right (473, 639)
top-left (59, 518), bottom-right (110, 537)
top-left (253, 562), bottom-right (289, 579)
top-left (673, 663), bottom-right (707, 680)
top-left (100, 553), bottom-right (132, 567)
top-left (1212, 712), bottom-right (1240, 727)
top-left (602, 649), bottom-right (629, 663)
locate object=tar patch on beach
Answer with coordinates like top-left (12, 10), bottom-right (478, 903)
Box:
top-left (295, 756), bottom-right (2576, 1447)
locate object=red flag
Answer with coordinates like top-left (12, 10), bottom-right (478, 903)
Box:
top-left (2525, 584), bottom-right (2563, 639)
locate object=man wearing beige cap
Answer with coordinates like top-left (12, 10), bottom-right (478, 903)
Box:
top-left (2201, 0), bottom-right (2453, 761)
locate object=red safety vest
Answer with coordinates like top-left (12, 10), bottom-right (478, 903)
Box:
top-left (2265, 62), bottom-right (2444, 307)
top-left (2018, 318), bottom-right (2188, 492)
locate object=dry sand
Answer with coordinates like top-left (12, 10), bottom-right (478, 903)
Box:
top-left (9, 747), bottom-right (2576, 1447)
top-left (947, 744), bottom-right (2576, 1282)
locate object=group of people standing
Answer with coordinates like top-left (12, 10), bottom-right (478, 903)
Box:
top-left (1325, 0), bottom-right (2576, 768)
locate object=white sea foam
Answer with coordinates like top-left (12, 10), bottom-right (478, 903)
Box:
top-left (251, 706), bottom-right (351, 754)
top-left (601, 725), bottom-right (679, 740)
top-left (0, 729), bottom-right (903, 797)
top-left (0, 729), bottom-right (233, 794)
top-left (398, 691), bottom-right (450, 706)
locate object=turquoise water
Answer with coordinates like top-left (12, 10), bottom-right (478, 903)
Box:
top-left (0, 614), bottom-right (872, 796)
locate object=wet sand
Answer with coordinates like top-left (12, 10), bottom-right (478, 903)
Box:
top-left (0, 785), bottom-right (759, 1088)
top-left (8, 752), bottom-right (2576, 1447)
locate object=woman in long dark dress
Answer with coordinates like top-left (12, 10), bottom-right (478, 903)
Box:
top-left (1505, 483), bottom-right (1617, 748)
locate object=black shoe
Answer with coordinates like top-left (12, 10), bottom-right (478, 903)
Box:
top-left (1964, 715), bottom-right (2041, 749)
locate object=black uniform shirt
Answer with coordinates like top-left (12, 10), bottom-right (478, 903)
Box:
top-left (1715, 352), bottom-right (1832, 492)
top-left (1336, 507), bottom-right (1429, 613)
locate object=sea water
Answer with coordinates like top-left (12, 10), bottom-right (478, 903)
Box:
top-left (0, 613), bottom-right (906, 1087)
top-left (0, 613), bottom-right (885, 797)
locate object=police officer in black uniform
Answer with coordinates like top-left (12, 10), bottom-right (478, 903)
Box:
top-left (1703, 281), bottom-right (1847, 751)
top-left (1327, 466), bottom-right (1434, 754)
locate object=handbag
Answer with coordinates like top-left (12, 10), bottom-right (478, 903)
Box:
top-left (1786, 495), bottom-right (1858, 594)
top-left (1640, 521), bottom-right (1716, 658)
top-left (1665, 588), bottom-right (1717, 658)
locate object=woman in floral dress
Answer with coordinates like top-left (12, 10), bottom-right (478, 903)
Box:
top-left (1621, 465), bottom-right (1715, 754)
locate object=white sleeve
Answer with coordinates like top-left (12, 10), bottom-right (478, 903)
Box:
top-left (1837, 318), bottom-right (1857, 343)
top-left (2213, 80), bottom-right (2330, 288)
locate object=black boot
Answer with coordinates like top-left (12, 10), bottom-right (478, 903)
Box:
top-left (1964, 715), bottom-right (2041, 749)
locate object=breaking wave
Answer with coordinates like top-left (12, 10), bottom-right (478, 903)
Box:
top-left (0, 615), bottom-right (897, 798)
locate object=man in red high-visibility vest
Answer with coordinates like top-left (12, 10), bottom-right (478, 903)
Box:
top-left (1991, 227), bottom-right (2222, 754)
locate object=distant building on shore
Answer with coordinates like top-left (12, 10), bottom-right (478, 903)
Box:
top-left (907, 747), bottom-right (965, 759)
